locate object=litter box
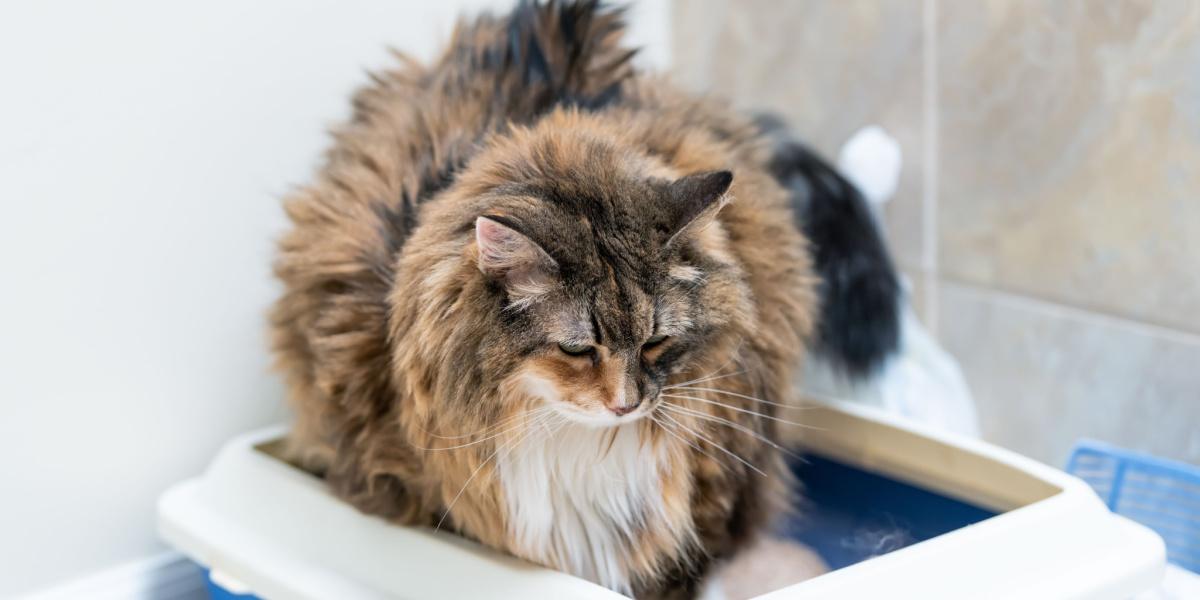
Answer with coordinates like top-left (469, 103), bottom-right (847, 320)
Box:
top-left (157, 400), bottom-right (1165, 599)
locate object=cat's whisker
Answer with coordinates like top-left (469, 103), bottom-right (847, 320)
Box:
top-left (419, 415), bottom-right (520, 441)
top-left (652, 412), bottom-right (736, 473)
top-left (661, 343), bottom-right (747, 390)
top-left (538, 410), bottom-right (561, 435)
top-left (669, 386), bottom-right (819, 410)
top-left (512, 412), bottom-right (568, 467)
top-left (649, 413), bottom-right (731, 473)
top-left (413, 407), bottom-right (553, 450)
top-left (435, 444), bottom-right (509, 532)
top-left (434, 410), bottom-right (554, 532)
top-left (659, 401), bottom-right (801, 459)
top-left (661, 393), bottom-right (821, 430)
top-left (420, 406), bottom-right (552, 440)
top-left (664, 369), bottom-right (746, 390)
top-left (413, 420), bottom-right (532, 451)
top-left (657, 410), bottom-right (766, 477)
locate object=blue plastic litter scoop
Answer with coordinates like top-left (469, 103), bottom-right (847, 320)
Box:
top-left (1067, 440), bottom-right (1200, 574)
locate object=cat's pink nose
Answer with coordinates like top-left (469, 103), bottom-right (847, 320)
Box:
top-left (608, 398), bottom-right (642, 416)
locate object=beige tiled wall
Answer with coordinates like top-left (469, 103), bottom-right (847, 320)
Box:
top-left (672, 0), bottom-right (1200, 466)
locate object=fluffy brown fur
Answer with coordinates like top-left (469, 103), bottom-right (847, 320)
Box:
top-left (271, 2), bottom-right (817, 597)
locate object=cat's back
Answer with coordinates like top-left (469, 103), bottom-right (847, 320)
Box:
top-left (280, 2), bottom-right (640, 272)
top-left (271, 1), bottom-right (647, 467)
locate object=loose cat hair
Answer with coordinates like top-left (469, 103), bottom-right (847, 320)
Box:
top-left (272, 1), bottom-right (897, 597)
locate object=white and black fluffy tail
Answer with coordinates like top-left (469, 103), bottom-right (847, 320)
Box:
top-left (757, 115), bottom-right (902, 378)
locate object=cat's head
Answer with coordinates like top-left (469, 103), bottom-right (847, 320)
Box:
top-left (431, 115), bottom-right (753, 428)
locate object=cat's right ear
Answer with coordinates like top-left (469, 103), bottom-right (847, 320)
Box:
top-left (664, 170), bottom-right (734, 249)
top-left (474, 216), bottom-right (558, 306)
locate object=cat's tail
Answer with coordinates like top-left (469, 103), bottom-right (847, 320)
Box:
top-left (458, 0), bottom-right (635, 114)
top-left (756, 115), bottom-right (902, 378)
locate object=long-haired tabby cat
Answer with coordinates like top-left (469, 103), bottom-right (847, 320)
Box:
top-left (272, 1), bottom-right (899, 597)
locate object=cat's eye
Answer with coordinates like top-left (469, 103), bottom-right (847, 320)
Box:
top-left (557, 341), bottom-right (594, 357)
top-left (644, 333), bottom-right (669, 348)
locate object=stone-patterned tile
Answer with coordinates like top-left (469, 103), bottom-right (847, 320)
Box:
top-left (671, 0), bottom-right (929, 272)
top-left (939, 282), bottom-right (1200, 467)
top-left (938, 1), bottom-right (1200, 334)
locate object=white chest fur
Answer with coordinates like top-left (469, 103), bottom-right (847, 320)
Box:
top-left (497, 421), bottom-right (671, 594)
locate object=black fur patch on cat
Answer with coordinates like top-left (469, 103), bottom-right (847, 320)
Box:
top-left (501, 0), bottom-right (633, 113)
top-left (758, 115), bottom-right (901, 377)
top-left (367, 162), bottom-right (460, 283)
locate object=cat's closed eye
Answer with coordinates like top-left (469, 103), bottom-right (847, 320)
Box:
top-left (557, 341), bottom-right (594, 357)
top-left (641, 333), bottom-right (670, 361)
top-left (643, 333), bottom-right (668, 348)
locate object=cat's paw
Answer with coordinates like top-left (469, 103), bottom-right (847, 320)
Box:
top-left (700, 536), bottom-right (829, 600)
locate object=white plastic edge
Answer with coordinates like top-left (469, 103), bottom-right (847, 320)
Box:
top-left (158, 403), bottom-right (1165, 600)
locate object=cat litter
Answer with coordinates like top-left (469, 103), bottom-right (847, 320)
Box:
top-left (159, 400), bottom-right (1165, 599)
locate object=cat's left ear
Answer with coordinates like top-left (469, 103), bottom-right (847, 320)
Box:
top-left (664, 170), bottom-right (733, 248)
top-left (475, 215), bottom-right (558, 307)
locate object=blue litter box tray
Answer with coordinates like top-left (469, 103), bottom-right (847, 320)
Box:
top-left (786, 452), bottom-right (995, 570)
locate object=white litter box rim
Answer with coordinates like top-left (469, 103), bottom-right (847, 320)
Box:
top-left (158, 400), bottom-right (1165, 600)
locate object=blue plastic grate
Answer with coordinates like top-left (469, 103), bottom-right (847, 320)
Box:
top-left (1067, 440), bottom-right (1200, 574)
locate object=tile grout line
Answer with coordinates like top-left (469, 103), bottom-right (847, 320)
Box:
top-left (922, 0), bottom-right (940, 337)
top-left (942, 279), bottom-right (1200, 348)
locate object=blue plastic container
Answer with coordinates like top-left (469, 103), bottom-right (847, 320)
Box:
top-left (1067, 439), bottom-right (1200, 574)
top-left (785, 452), bottom-right (995, 570)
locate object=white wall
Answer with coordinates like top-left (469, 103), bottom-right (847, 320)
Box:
top-left (0, 1), bottom-right (669, 596)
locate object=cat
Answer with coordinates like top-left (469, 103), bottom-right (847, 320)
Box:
top-left (270, 1), bottom-right (899, 597)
